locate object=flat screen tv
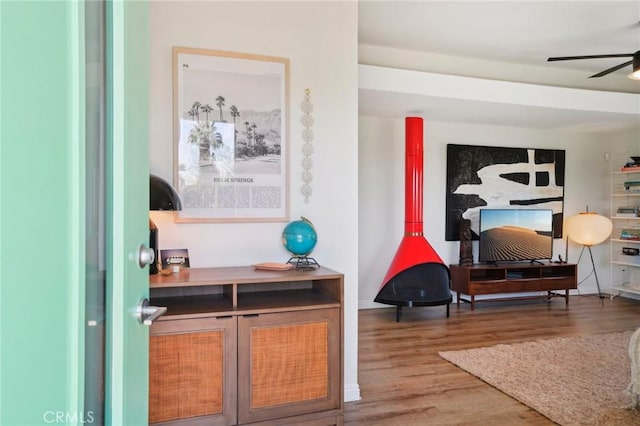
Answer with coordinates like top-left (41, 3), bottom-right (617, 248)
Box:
top-left (478, 208), bottom-right (554, 264)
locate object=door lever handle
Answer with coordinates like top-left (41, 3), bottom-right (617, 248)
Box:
top-left (136, 298), bottom-right (167, 325)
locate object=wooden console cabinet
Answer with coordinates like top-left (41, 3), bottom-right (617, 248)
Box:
top-left (450, 263), bottom-right (577, 310)
top-left (148, 266), bottom-right (344, 426)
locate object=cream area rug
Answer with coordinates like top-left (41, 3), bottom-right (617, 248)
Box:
top-left (439, 331), bottom-right (640, 425)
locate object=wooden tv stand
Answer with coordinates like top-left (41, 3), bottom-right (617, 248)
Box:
top-left (449, 263), bottom-right (577, 310)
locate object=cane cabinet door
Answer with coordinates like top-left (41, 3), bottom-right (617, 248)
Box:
top-left (237, 308), bottom-right (341, 424)
top-left (149, 316), bottom-right (237, 425)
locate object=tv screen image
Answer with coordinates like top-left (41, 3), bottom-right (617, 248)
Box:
top-left (478, 208), bottom-right (554, 263)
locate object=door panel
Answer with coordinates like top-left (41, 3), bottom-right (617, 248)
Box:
top-left (105, 0), bottom-right (150, 425)
top-left (0, 1), bottom-right (151, 424)
top-left (1, 2), bottom-right (87, 423)
top-left (237, 309), bottom-right (341, 424)
top-left (149, 317), bottom-right (238, 425)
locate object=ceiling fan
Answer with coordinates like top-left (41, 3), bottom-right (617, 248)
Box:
top-left (547, 50), bottom-right (640, 79)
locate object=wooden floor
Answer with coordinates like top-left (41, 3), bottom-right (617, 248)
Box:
top-left (344, 295), bottom-right (640, 425)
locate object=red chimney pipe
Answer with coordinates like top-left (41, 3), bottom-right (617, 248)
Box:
top-left (378, 117), bottom-right (444, 289)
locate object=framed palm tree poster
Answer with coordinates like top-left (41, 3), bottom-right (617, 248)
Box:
top-left (172, 47), bottom-right (289, 222)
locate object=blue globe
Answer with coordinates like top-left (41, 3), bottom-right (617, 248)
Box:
top-left (282, 217), bottom-right (317, 256)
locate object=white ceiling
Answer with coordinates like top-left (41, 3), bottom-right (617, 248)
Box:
top-left (358, 1), bottom-right (640, 131)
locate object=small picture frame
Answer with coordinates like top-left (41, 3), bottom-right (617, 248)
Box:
top-left (160, 248), bottom-right (190, 268)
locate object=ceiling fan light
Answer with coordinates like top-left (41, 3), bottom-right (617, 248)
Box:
top-left (629, 53), bottom-right (640, 80)
top-left (628, 69), bottom-right (640, 80)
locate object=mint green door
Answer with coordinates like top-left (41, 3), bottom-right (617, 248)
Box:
top-left (105, 0), bottom-right (151, 424)
top-left (0, 1), bottom-right (150, 425)
top-left (84, 2), bottom-right (153, 423)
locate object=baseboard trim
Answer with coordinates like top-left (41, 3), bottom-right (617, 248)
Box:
top-left (359, 300), bottom-right (388, 310)
top-left (344, 383), bottom-right (361, 402)
top-left (359, 288), bottom-right (619, 310)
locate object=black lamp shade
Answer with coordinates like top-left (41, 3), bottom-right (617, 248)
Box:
top-left (149, 174), bottom-right (181, 275)
top-left (150, 174), bottom-right (182, 211)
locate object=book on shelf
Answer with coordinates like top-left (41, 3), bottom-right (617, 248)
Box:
top-left (624, 181), bottom-right (640, 192)
top-left (620, 228), bottom-right (640, 240)
top-left (621, 158), bottom-right (640, 171)
top-left (617, 206), bottom-right (639, 217)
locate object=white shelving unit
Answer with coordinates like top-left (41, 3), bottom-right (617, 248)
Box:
top-left (610, 153), bottom-right (640, 298)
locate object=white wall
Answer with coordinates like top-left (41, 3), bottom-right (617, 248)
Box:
top-left (149, 1), bottom-right (360, 401)
top-left (358, 117), bottom-right (629, 308)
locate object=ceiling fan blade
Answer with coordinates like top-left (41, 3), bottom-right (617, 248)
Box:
top-left (589, 59), bottom-right (633, 78)
top-left (547, 54), bottom-right (633, 61)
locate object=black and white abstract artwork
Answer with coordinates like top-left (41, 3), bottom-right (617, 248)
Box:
top-left (445, 144), bottom-right (565, 241)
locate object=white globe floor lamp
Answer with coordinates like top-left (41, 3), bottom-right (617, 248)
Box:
top-left (565, 209), bottom-right (613, 303)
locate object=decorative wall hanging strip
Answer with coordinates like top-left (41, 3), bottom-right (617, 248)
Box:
top-left (301, 88), bottom-right (314, 203)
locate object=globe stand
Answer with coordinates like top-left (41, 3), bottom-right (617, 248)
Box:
top-left (286, 256), bottom-right (319, 271)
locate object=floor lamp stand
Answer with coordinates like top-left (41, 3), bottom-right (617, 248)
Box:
top-left (586, 245), bottom-right (605, 306)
